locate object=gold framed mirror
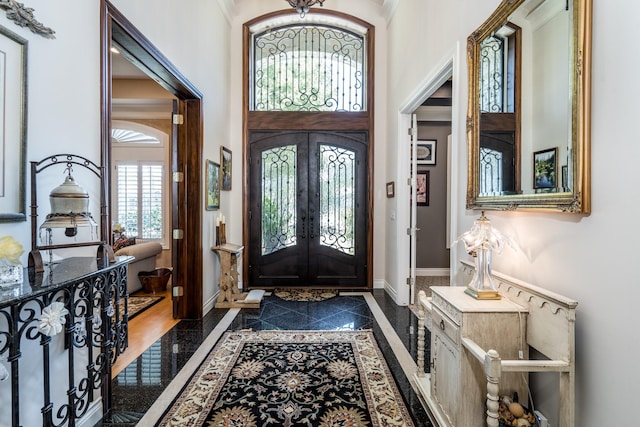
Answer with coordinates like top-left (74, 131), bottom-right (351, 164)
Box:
top-left (466, 0), bottom-right (591, 213)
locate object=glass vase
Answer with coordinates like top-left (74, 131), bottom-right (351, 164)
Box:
top-left (0, 259), bottom-right (23, 287)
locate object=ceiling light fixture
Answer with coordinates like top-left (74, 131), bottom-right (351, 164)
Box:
top-left (286, 0), bottom-right (325, 18)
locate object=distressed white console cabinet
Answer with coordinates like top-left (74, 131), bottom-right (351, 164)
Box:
top-left (429, 286), bottom-right (528, 427)
top-left (414, 261), bottom-right (577, 427)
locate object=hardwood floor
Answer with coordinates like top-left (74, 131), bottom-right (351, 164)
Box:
top-left (112, 290), bottom-right (179, 378)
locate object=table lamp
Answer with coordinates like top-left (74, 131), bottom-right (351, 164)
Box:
top-left (459, 211), bottom-right (512, 300)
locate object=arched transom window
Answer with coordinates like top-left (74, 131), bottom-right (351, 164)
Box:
top-left (250, 16), bottom-right (367, 112)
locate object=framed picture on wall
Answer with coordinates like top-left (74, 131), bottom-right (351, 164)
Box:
top-left (416, 170), bottom-right (429, 206)
top-left (533, 147), bottom-right (558, 189)
top-left (220, 146), bottom-right (232, 191)
top-left (386, 181), bottom-right (395, 198)
top-left (416, 140), bottom-right (436, 165)
top-left (206, 159), bottom-right (220, 210)
top-left (0, 26), bottom-right (27, 222)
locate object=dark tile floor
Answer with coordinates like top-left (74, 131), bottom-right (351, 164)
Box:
top-left (98, 290), bottom-right (432, 426)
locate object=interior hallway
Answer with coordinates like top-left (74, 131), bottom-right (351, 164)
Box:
top-left (98, 290), bottom-right (433, 426)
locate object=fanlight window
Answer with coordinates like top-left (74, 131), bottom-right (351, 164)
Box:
top-left (251, 24), bottom-right (366, 112)
top-left (112, 128), bottom-right (160, 144)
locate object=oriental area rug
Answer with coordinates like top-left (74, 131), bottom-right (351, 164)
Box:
top-left (158, 329), bottom-right (415, 427)
top-left (119, 295), bottom-right (164, 320)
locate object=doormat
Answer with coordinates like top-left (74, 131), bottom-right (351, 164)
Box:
top-left (273, 288), bottom-right (338, 302)
top-left (157, 329), bottom-right (415, 426)
top-left (119, 295), bottom-right (164, 320)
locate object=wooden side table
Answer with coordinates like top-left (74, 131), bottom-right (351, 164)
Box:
top-left (211, 243), bottom-right (261, 308)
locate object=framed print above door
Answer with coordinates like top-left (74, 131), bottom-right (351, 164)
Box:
top-left (0, 25), bottom-right (27, 222)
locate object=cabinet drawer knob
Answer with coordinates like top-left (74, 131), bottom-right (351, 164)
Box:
top-left (439, 319), bottom-right (445, 331)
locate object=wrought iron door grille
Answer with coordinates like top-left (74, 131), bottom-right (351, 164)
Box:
top-left (261, 145), bottom-right (297, 255)
top-left (320, 145), bottom-right (355, 255)
top-left (480, 146), bottom-right (504, 195)
top-left (252, 25), bottom-right (365, 112)
top-left (479, 35), bottom-right (506, 113)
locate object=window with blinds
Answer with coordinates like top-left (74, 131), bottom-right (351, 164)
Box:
top-left (116, 341), bottom-right (162, 385)
top-left (115, 162), bottom-right (164, 240)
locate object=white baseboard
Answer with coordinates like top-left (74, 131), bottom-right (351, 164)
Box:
top-left (416, 268), bottom-right (450, 276)
top-left (203, 292), bottom-right (218, 316)
top-left (78, 401), bottom-right (103, 427)
top-left (373, 278), bottom-right (385, 289)
top-left (382, 281), bottom-right (403, 305)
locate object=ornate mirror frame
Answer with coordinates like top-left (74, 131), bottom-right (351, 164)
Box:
top-left (466, 0), bottom-right (592, 213)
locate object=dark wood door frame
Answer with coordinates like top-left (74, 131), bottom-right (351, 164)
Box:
top-left (101, 0), bottom-right (204, 319)
top-left (242, 11), bottom-right (375, 289)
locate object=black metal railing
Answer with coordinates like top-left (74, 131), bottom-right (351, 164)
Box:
top-left (0, 256), bottom-right (129, 427)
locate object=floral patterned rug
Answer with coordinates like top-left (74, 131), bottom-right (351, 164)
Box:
top-left (273, 288), bottom-right (338, 302)
top-left (118, 295), bottom-right (164, 320)
top-left (158, 329), bottom-right (415, 426)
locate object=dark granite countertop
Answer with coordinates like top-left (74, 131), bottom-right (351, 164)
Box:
top-left (0, 256), bottom-right (133, 307)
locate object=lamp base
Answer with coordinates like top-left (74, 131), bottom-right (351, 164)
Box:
top-left (465, 287), bottom-right (501, 300)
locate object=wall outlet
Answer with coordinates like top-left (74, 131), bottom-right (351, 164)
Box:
top-left (534, 410), bottom-right (548, 427)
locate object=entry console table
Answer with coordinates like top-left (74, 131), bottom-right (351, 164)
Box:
top-left (212, 243), bottom-right (262, 308)
top-left (0, 256), bottom-right (131, 427)
top-left (415, 261), bottom-right (577, 427)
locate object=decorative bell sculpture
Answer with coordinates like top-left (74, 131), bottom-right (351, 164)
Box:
top-left (39, 169), bottom-right (98, 239)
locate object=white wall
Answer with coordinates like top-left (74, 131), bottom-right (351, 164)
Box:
top-left (0, 0), bottom-right (231, 422)
top-left (0, 0), bottom-right (230, 300)
top-left (108, 0), bottom-right (231, 311)
top-left (385, 0), bottom-right (640, 425)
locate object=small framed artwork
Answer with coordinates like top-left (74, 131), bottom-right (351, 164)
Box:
top-left (416, 170), bottom-right (429, 206)
top-left (220, 146), bottom-right (232, 191)
top-left (206, 159), bottom-right (220, 210)
top-left (416, 140), bottom-right (436, 165)
top-left (386, 181), bottom-right (395, 198)
top-left (533, 147), bottom-right (558, 189)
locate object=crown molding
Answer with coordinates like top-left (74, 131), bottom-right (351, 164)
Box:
top-left (217, 0), bottom-right (237, 24)
top-left (382, 0), bottom-right (399, 24)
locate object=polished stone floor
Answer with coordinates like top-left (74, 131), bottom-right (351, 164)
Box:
top-left (98, 289), bottom-right (432, 426)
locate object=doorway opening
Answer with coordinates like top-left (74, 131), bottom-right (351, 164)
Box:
top-left (397, 44), bottom-right (463, 306)
top-left (409, 80), bottom-right (453, 304)
top-left (101, 0), bottom-right (204, 319)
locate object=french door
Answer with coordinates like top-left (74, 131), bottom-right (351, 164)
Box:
top-left (248, 131), bottom-right (368, 287)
